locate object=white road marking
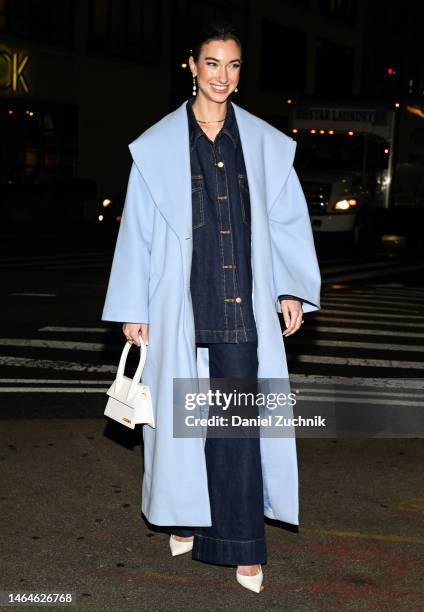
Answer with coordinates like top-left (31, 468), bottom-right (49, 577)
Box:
top-left (38, 326), bottom-right (110, 333)
top-left (349, 289), bottom-right (424, 299)
top-left (312, 317), bottom-right (424, 338)
top-left (0, 338), bottom-right (106, 351)
top-left (289, 374), bottom-right (424, 388)
top-left (0, 387), bottom-right (108, 393)
top-left (313, 325), bottom-right (424, 338)
top-left (321, 300), bottom-right (422, 314)
top-left (296, 395), bottom-right (424, 407)
top-left (323, 262), bottom-right (424, 283)
top-left (0, 356), bottom-right (117, 372)
top-left (322, 294), bottom-right (424, 306)
top-left (1, 259), bottom-right (110, 269)
top-left (319, 257), bottom-right (372, 265)
top-left (358, 286), bottom-right (424, 294)
top-left (321, 260), bottom-right (397, 275)
top-left (311, 315), bottom-right (424, 328)
top-left (291, 338), bottom-right (424, 352)
top-left (0, 387), bottom-right (420, 402)
top-left (315, 308), bottom-right (424, 320)
top-left (0, 254), bottom-right (111, 269)
top-left (0, 378), bottom-right (113, 384)
top-left (0, 251), bottom-right (111, 262)
top-left (43, 262), bottom-right (110, 270)
top-left (290, 387), bottom-right (424, 399)
top-left (11, 292), bottom-right (57, 297)
top-left (291, 354), bottom-right (424, 369)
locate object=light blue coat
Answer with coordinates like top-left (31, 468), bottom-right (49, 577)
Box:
top-left (101, 98), bottom-right (321, 527)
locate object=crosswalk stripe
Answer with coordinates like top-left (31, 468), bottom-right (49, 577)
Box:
top-left (311, 315), bottom-right (424, 328)
top-left (43, 262), bottom-right (111, 270)
top-left (11, 292), bottom-right (57, 297)
top-left (321, 297), bottom-right (422, 314)
top-left (290, 374), bottom-right (424, 389)
top-left (0, 256), bottom-right (111, 269)
top-left (312, 325), bottom-right (424, 338)
top-left (4, 335), bottom-right (421, 353)
top-left (0, 339), bottom-right (106, 351)
top-left (358, 286), bottom-right (424, 295)
top-left (321, 294), bottom-right (424, 306)
top-left (0, 356), bottom-right (117, 372)
top-left (291, 355), bottom-right (424, 369)
top-left (296, 395), bottom-right (424, 407)
top-left (290, 338), bottom-right (424, 352)
top-left (322, 262), bottom-right (424, 283)
top-left (1, 274), bottom-right (423, 389)
top-left (321, 260), bottom-right (398, 275)
top-left (292, 387), bottom-right (424, 399)
top-left (350, 289), bottom-right (424, 299)
top-left (314, 304), bottom-right (424, 321)
top-left (0, 251), bottom-right (111, 263)
top-left (0, 378), bottom-right (113, 384)
top-left (0, 387), bottom-right (108, 393)
top-left (38, 326), bottom-right (110, 333)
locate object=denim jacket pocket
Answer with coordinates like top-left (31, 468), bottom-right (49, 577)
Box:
top-left (191, 175), bottom-right (205, 230)
top-left (238, 174), bottom-right (251, 226)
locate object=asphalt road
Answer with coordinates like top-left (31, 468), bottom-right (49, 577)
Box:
top-left (1, 229), bottom-right (423, 611)
top-left (1, 230), bottom-right (424, 417)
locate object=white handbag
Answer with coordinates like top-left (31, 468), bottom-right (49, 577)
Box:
top-left (104, 337), bottom-right (155, 429)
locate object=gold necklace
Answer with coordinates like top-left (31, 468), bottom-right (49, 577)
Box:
top-left (196, 118), bottom-right (225, 125)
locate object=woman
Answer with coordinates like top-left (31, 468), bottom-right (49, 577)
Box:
top-left (102, 23), bottom-right (320, 593)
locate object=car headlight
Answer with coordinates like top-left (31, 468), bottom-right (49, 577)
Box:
top-left (333, 198), bottom-right (357, 211)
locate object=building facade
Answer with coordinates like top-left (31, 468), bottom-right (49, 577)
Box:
top-left (1, 0), bottom-right (423, 197)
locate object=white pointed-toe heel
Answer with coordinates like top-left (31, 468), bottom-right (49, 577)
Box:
top-left (236, 565), bottom-right (264, 593)
top-left (169, 534), bottom-right (194, 556)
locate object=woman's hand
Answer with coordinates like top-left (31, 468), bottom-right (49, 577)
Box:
top-left (122, 322), bottom-right (149, 346)
top-left (281, 299), bottom-right (304, 337)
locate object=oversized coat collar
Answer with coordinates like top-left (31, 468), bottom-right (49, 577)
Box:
top-left (128, 98), bottom-right (296, 242)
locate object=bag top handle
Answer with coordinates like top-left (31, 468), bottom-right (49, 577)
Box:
top-left (115, 337), bottom-right (147, 395)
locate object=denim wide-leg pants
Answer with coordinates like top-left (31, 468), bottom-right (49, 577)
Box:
top-left (169, 340), bottom-right (267, 566)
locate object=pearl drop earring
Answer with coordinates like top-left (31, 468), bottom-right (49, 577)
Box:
top-left (192, 75), bottom-right (197, 96)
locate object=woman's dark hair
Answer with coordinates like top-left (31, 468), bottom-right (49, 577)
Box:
top-left (190, 22), bottom-right (242, 62)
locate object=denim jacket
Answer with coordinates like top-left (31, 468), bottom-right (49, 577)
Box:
top-left (187, 97), bottom-right (301, 343)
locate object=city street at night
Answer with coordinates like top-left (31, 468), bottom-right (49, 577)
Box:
top-left (1, 0), bottom-right (424, 610)
top-left (1, 233), bottom-right (423, 610)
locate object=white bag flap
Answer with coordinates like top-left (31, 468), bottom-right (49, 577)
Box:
top-left (106, 375), bottom-right (150, 409)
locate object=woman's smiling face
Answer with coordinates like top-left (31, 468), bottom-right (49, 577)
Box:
top-left (189, 38), bottom-right (242, 103)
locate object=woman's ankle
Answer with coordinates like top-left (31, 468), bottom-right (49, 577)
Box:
top-left (237, 564), bottom-right (261, 576)
top-left (171, 534), bottom-right (194, 542)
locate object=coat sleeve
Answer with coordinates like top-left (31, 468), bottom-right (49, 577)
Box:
top-left (101, 161), bottom-right (154, 324)
top-left (268, 165), bottom-right (321, 314)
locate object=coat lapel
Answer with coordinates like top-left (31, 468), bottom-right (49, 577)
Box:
top-left (233, 102), bottom-right (297, 213)
top-left (128, 100), bottom-right (193, 241)
top-left (128, 99), bottom-right (297, 241)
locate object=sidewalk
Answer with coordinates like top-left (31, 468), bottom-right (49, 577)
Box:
top-left (1, 418), bottom-right (423, 611)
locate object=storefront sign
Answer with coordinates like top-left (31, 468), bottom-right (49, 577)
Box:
top-left (0, 50), bottom-right (30, 93)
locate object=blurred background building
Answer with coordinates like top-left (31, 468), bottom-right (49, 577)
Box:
top-left (1, 0), bottom-right (424, 198)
